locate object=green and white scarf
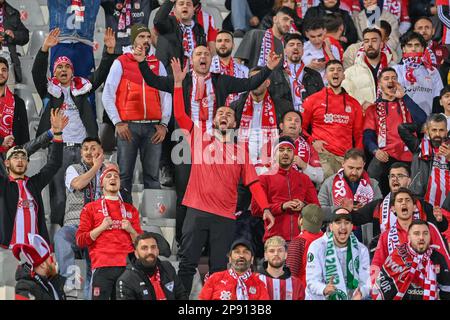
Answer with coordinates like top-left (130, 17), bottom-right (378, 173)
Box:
top-left (324, 232), bottom-right (360, 300)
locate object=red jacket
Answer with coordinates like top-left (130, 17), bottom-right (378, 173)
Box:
top-left (286, 230), bottom-right (324, 288)
top-left (251, 166), bottom-right (319, 242)
top-left (302, 87), bottom-right (364, 157)
top-left (198, 270), bottom-right (270, 300)
top-left (76, 198), bottom-right (143, 270)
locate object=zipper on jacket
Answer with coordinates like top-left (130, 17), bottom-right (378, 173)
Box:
top-left (142, 80), bottom-right (147, 119)
top-left (286, 172), bottom-right (293, 240)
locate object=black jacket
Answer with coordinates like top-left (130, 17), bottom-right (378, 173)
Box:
top-left (15, 265), bottom-right (66, 300)
top-left (408, 0), bottom-right (434, 20)
top-left (154, 0), bottom-right (206, 70)
top-left (116, 253), bottom-right (187, 300)
top-left (303, 0), bottom-right (358, 48)
top-left (397, 122), bottom-right (445, 200)
top-left (33, 49), bottom-right (115, 139)
top-left (223, 0), bottom-right (274, 31)
top-left (269, 65), bottom-right (324, 103)
top-left (351, 197), bottom-right (449, 237)
top-left (2, 1), bottom-right (29, 83)
top-left (138, 60), bottom-right (273, 117)
top-left (0, 141), bottom-right (63, 247)
top-left (231, 91), bottom-right (293, 128)
top-left (7, 94), bottom-right (29, 146)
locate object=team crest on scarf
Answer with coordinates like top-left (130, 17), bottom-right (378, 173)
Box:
top-left (257, 29), bottom-right (276, 67)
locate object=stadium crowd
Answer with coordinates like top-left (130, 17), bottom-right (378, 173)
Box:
top-left (2, 0), bottom-right (450, 301)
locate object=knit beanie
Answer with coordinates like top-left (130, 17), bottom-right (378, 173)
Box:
top-left (130, 24), bottom-right (151, 45)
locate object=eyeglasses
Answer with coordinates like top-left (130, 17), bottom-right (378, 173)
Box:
top-left (10, 154), bottom-right (28, 161)
top-left (388, 174), bottom-right (409, 180)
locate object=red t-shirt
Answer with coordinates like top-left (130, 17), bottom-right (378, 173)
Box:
top-left (76, 199), bottom-right (143, 269)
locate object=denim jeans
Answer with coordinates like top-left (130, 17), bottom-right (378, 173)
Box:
top-left (231, 0), bottom-right (254, 31)
top-left (54, 225), bottom-right (92, 299)
top-left (49, 144), bottom-right (81, 226)
top-left (117, 122), bottom-right (162, 193)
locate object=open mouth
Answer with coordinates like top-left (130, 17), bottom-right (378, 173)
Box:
top-left (182, 9), bottom-right (188, 15)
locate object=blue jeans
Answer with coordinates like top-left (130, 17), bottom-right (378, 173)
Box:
top-left (231, 0), bottom-right (254, 31)
top-left (117, 122), bottom-right (162, 193)
top-left (54, 225), bottom-right (92, 299)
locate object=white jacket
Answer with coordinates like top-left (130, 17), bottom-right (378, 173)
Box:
top-left (305, 233), bottom-right (371, 300)
top-left (341, 50), bottom-right (394, 105)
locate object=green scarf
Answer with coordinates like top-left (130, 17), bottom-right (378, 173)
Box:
top-left (324, 232), bottom-right (360, 300)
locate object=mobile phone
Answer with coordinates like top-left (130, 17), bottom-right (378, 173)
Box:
top-left (317, 57), bottom-right (326, 62)
top-left (353, 201), bottom-right (360, 206)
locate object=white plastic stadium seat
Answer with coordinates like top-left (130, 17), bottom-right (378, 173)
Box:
top-left (93, 31), bottom-right (105, 61)
top-left (8, 0), bottom-right (45, 28)
top-left (202, 5), bottom-right (223, 30)
top-left (15, 88), bottom-right (38, 121)
top-left (139, 189), bottom-right (177, 219)
top-left (95, 6), bottom-right (106, 32)
top-left (27, 30), bottom-right (47, 57)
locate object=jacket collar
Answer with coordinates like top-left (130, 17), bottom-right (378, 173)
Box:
top-left (261, 261), bottom-right (293, 279)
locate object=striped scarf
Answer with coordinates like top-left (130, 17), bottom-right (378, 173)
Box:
top-left (180, 21), bottom-right (196, 69)
top-left (375, 99), bottom-right (409, 148)
top-left (70, 0), bottom-right (85, 23)
top-left (419, 138), bottom-right (450, 207)
top-left (228, 269), bottom-right (252, 300)
top-left (210, 56), bottom-right (247, 105)
top-left (0, 86), bottom-right (15, 153)
top-left (394, 244), bottom-right (437, 300)
top-left (118, 0), bottom-right (132, 31)
top-left (191, 72), bottom-right (216, 133)
top-left (402, 52), bottom-right (435, 85)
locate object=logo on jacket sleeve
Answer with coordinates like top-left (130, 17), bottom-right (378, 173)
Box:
top-left (220, 291), bottom-right (232, 300)
top-left (308, 252), bottom-right (314, 262)
top-left (165, 281), bottom-right (174, 292)
top-left (249, 286), bottom-right (256, 295)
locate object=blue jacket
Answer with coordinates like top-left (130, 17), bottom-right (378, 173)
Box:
top-left (49, 0), bottom-right (101, 41)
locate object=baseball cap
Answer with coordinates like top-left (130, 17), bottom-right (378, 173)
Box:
top-left (331, 207), bottom-right (352, 222)
top-left (229, 238), bottom-right (254, 256)
top-left (301, 204), bottom-right (324, 233)
top-left (6, 146), bottom-right (28, 160)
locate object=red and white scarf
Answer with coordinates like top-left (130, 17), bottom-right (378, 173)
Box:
top-left (294, 135), bottom-right (313, 168)
top-left (382, 0), bottom-right (409, 22)
top-left (295, 0), bottom-right (316, 18)
top-left (195, 4), bottom-right (216, 41)
top-left (363, 50), bottom-right (389, 98)
top-left (379, 194), bottom-right (425, 233)
top-left (191, 72), bottom-right (216, 133)
top-left (376, 99), bottom-right (409, 148)
top-left (0, 86), bottom-right (15, 153)
top-left (180, 21), bottom-right (196, 69)
top-left (403, 52), bottom-right (435, 85)
top-left (70, 0), bottom-right (85, 23)
top-left (394, 244), bottom-right (437, 300)
top-left (332, 169), bottom-right (375, 206)
top-left (228, 269), bottom-right (252, 300)
top-left (285, 62), bottom-right (306, 112)
top-left (238, 92), bottom-right (277, 141)
top-left (210, 55), bottom-right (247, 106)
top-left (0, 4), bottom-right (5, 39)
top-left (118, 0), bottom-right (132, 31)
top-left (420, 138), bottom-right (450, 207)
top-left (100, 196), bottom-right (130, 221)
top-left (47, 76), bottom-right (92, 99)
top-left (257, 29), bottom-right (276, 67)
top-left (9, 177), bottom-right (38, 248)
top-left (148, 268), bottom-right (167, 300)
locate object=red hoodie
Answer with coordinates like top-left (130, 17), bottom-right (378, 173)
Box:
top-left (302, 87), bottom-right (364, 157)
top-left (76, 198), bottom-right (143, 269)
top-left (251, 167), bottom-right (319, 242)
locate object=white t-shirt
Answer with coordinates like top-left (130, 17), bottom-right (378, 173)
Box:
top-left (394, 64), bottom-right (443, 116)
top-left (60, 86), bottom-right (87, 144)
top-left (65, 164), bottom-right (102, 199)
top-left (302, 41), bottom-right (341, 81)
